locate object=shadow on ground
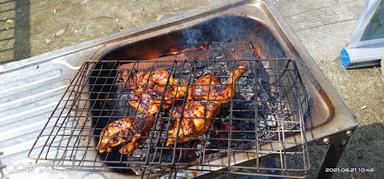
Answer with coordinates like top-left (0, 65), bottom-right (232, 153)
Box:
top-left (0, 0), bottom-right (30, 63)
top-left (306, 122), bottom-right (384, 179)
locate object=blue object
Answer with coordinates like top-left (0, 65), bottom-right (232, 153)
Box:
top-left (379, 2), bottom-right (384, 25)
top-left (340, 48), bottom-right (350, 68)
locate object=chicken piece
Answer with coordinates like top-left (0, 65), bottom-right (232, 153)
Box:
top-left (120, 69), bottom-right (187, 98)
top-left (188, 66), bottom-right (247, 104)
top-left (120, 117), bottom-right (155, 154)
top-left (166, 101), bottom-right (220, 146)
top-left (120, 68), bottom-right (188, 115)
top-left (128, 85), bottom-right (174, 116)
top-left (97, 116), bottom-right (154, 155)
top-left (120, 69), bottom-right (169, 86)
top-left (166, 66), bottom-right (247, 146)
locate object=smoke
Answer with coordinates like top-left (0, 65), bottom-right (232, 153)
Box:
top-left (181, 28), bottom-right (204, 47)
top-left (180, 16), bottom-right (285, 58)
top-left (214, 17), bottom-right (250, 41)
top-left (181, 16), bottom-right (249, 47)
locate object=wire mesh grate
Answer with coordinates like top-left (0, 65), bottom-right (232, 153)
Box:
top-left (29, 43), bottom-right (310, 178)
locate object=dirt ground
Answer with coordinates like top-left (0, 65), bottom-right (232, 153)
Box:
top-left (0, 0), bottom-right (383, 178)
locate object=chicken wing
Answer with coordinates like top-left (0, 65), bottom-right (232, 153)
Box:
top-left (188, 65), bottom-right (247, 104)
top-left (97, 116), bottom-right (154, 155)
top-left (166, 101), bottom-right (220, 146)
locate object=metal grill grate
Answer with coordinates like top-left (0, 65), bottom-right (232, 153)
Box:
top-left (29, 44), bottom-right (310, 178)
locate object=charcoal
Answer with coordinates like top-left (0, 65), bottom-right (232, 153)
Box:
top-left (103, 40), bottom-right (300, 165)
top-left (232, 93), bottom-right (256, 119)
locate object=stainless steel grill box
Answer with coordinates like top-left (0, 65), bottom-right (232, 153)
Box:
top-left (0, 0), bottom-right (358, 178)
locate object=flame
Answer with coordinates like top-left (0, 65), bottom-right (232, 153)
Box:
top-left (254, 27), bottom-right (263, 33)
top-left (145, 50), bottom-right (162, 59)
top-left (221, 123), bottom-right (231, 131)
top-left (166, 41), bottom-right (210, 56)
top-left (168, 47), bottom-right (178, 55)
top-left (252, 43), bottom-right (263, 59)
top-left (181, 41), bottom-right (210, 53)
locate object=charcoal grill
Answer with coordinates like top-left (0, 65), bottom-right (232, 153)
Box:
top-left (2, 0), bottom-right (358, 179)
top-left (29, 37), bottom-right (310, 178)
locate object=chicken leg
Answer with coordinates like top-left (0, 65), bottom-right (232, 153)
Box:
top-left (167, 65), bottom-right (247, 146)
top-left (188, 65), bottom-right (247, 104)
top-left (97, 116), bottom-right (154, 155)
top-left (166, 101), bottom-right (220, 146)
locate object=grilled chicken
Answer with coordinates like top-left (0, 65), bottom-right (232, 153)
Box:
top-left (167, 66), bottom-right (247, 146)
top-left (121, 69), bottom-right (187, 98)
top-left (97, 116), bottom-right (154, 154)
top-left (121, 69), bottom-right (170, 87)
top-left (166, 101), bottom-right (220, 146)
top-left (128, 85), bottom-right (175, 115)
top-left (120, 69), bottom-right (187, 115)
top-left (188, 65), bottom-right (247, 104)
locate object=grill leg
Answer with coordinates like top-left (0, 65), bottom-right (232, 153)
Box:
top-left (317, 138), bottom-right (350, 179)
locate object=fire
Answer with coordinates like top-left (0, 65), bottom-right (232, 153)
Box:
top-left (143, 41), bottom-right (210, 59)
top-left (168, 48), bottom-right (178, 55)
top-left (221, 123), bottom-right (231, 131)
top-left (252, 43), bottom-right (263, 59)
top-left (145, 50), bottom-right (162, 59)
top-left (166, 41), bottom-right (210, 56)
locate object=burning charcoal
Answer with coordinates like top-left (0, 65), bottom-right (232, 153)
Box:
top-left (116, 93), bottom-right (130, 116)
top-left (237, 71), bottom-right (256, 100)
top-left (195, 142), bottom-right (210, 163)
top-left (217, 105), bottom-right (230, 118)
top-left (266, 115), bottom-right (277, 127)
top-left (146, 145), bottom-right (197, 164)
top-left (176, 62), bottom-right (193, 74)
top-left (258, 86), bottom-right (272, 102)
top-left (208, 121), bottom-right (231, 149)
top-left (215, 54), bottom-right (225, 60)
top-left (258, 120), bottom-right (266, 128)
top-left (232, 93), bottom-right (256, 119)
top-left (115, 83), bottom-right (139, 116)
top-left (275, 111), bottom-right (298, 130)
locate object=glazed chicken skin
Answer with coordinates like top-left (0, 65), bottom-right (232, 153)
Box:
top-left (128, 85), bottom-right (175, 115)
top-left (167, 65), bottom-right (247, 146)
top-left (188, 65), bottom-right (247, 104)
top-left (121, 69), bottom-right (187, 98)
top-left (120, 69), bottom-right (188, 115)
top-left (97, 116), bottom-right (154, 155)
top-left (121, 69), bottom-right (170, 87)
top-left (166, 101), bottom-right (220, 146)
